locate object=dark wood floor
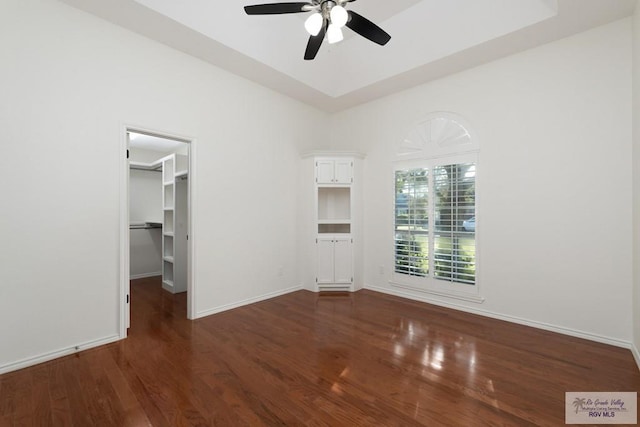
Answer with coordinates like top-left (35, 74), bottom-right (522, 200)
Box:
top-left (1, 276), bottom-right (639, 426)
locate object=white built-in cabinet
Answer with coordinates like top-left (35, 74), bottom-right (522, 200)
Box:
top-left (317, 237), bottom-right (352, 286)
top-left (161, 153), bottom-right (188, 293)
top-left (314, 157), bottom-right (354, 291)
top-left (316, 159), bottom-right (353, 184)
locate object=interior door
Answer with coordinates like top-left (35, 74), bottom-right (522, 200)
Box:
top-left (125, 132), bottom-right (131, 330)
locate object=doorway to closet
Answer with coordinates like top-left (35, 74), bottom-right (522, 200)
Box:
top-left (122, 128), bottom-right (194, 336)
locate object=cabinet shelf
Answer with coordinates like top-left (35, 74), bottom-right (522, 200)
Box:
top-left (317, 187), bottom-right (350, 221)
top-left (318, 219), bottom-right (350, 224)
top-left (164, 207), bottom-right (174, 234)
top-left (318, 224), bottom-right (351, 234)
top-left (163, 156), bottom-right (174, 183)
top-left (159, 152), bottom-right (189, 295)
top-left (163, 260), bottom-right (173, 282)
top-left (163, 184), bottom-right (174, 210)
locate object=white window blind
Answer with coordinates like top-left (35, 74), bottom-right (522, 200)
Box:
top-left (433, 163), bottom-right (476, 285)
top-left (394, 169), bottom-right (429, 277)
top-left (394, 162), bottom-right (476, 286)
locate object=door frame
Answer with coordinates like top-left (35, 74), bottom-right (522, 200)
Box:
top-left (119, 124), bottom-right (197, 338)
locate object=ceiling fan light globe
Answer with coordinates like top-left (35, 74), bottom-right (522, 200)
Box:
top-left (304, 13), bottom-right (323, 36)
top-left (327, 24), bottom-right (344, 44)
top-left (330, 5), bottom-right (348, 28)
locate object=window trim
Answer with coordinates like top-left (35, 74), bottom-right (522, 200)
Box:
top-left (391, 153), bottom-right (482, 301)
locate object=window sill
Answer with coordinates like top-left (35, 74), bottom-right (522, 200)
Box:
top-left (389, 280), bottom-right (485, 304)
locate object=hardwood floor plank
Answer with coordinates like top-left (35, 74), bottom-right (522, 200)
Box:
top-left (10, 369), bottom-right (33, 427)
top-left (109, 356), bottom-right (173, 427)
top-left (100, 355), bottom-right (151, 427)
top-left (30, 366), bottom-right (52, 427)
top-left (1, 278), bottom-right (639, 426)
top-left (0, 377), bottom-right (11, 427)
top-left (61, 355), bottom-right (99, 427)
top-left (0, 373), bottom-right (15, 420)
top-left (47, 362), bottom-right (73, 427)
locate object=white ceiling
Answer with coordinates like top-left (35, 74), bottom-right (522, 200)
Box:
top-left (59, 0), bottom-right (636, 112)
top-left (129, 132), bottom-right (186, 153)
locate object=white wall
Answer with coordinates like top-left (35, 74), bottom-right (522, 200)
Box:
top-left (129, 169), bottom-right (162, 278)
top-left (0, 0), bottom-right (327, 372)
top-left (328, 19), bottom-right (633, 344)
top-left (129, 169), bottom-right (162, 224)
top-left (129, 228), bottom-right (162, 279)
top-left (632, 0), bottom-right (640, 365)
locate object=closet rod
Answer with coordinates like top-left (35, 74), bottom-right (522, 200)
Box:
top-left (130, 223), bottom-right (162, 230)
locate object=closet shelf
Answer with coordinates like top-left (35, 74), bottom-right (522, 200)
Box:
top-left (130, 160), bottom-right (162, 171)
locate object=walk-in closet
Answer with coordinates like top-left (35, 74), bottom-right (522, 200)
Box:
top-left (129, 132), bottom-right (189, 294)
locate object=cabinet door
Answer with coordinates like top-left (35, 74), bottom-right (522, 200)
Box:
top-left (333, 238), bottom-right (353, 284)
top-left (316, 238), bottom-right (335, 284)
top-left (316, 160), bottom-right (335, 184)
top-left (334, 160), bottom-right (353, 184)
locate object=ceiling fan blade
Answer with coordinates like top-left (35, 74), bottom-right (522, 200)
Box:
top-left (244, 2), bottom-right (310, 15)
top-left (346, 11), bottom-right (391, 46)
top-left (304, 23), bottom-right (327, 60)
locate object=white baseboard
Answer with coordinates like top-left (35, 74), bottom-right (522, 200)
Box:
top-left (365, 284), bottom-right (632, 349)
top-left (0, 334), bottom-right (121, 375)
top-left (196, 285), bottom-right (303, 319)
top-left (130, 271), bottom-right (161, 280)
top-left (632, 343), bottom-right (640, 372)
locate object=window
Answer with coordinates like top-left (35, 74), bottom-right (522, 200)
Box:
top-left (395, 169), bottom-right (429, 277)
top-left (394, 161), bottom-right (476, 287)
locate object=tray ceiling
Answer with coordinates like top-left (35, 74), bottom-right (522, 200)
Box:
top-left (58, 0), bottom-right (636, 111)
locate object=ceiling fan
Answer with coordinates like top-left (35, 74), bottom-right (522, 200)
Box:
top-left (244, 0), bottom-right (391, 60)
